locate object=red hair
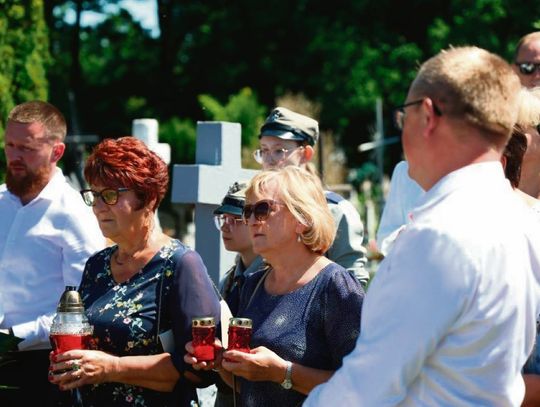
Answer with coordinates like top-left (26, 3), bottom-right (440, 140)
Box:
top-left (84, 137), bottom-right (169, 211)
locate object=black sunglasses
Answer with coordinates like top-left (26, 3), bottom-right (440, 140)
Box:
top-left (80, 188), bottom-right (130, 206)
top-left (242, 199), bottom-right (286, 224)
top-left (393, 98), bottom-right (442, 130)
top-left (515, 62), bottom-right (540, 75)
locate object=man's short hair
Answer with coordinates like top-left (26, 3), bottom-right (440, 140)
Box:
top-left (411, 46), bottom-right (521, 142)
top-left (8, 101), bottom-right (67, 141)
top-left (514, 32), bottom-right (540, 61)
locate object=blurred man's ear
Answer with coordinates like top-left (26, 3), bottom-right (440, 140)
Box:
top-left (302, 145), bottom-right (315, 163)
top-left (51, 142), bottom-right (65, 163)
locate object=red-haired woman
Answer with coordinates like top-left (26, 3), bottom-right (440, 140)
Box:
top-left (49, 137), bottom-right (220, 406)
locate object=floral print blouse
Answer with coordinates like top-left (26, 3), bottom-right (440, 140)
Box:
top-left (79, 239), bottom-right (220, 407)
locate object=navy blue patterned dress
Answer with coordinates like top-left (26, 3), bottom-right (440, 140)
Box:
top-left (78, 239), bottom-right (220, 407)
top-left (237, 262), bottom-right (364, 406)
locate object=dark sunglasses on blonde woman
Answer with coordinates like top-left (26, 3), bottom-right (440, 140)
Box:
top-left (242, 200), bottom-right (286, 224)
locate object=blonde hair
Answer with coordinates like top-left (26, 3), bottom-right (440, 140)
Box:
top-left (8, 101), bottom-right (67, 141)
top-left (246, 166), bottom-right (336, 254)
top-left (516, 86), bottom-right (540, 128)
top-left (411, 46), bottom-right (521, 142)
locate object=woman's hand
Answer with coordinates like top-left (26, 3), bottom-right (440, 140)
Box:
top-left (49, 349), bottom-right (119, 390)
top-left (184, 339), bottom-right (223, 371)
top-left (221, 346), bottom-right (288, 383)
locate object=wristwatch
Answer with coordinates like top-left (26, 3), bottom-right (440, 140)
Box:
top-left (280, 361), bottom-right (293, 390)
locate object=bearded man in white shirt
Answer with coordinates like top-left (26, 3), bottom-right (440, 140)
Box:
top-left (0, 101), bottom-right (104, 406)
top-left (304, 47), bottom-right (540, 406)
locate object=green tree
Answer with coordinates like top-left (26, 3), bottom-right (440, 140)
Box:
top-left (159, 117), bottom-right (196, 165)
top-left (158, 87), bottom-right (267, 167)
top-left (45, 0), bottom-right (540, 177)
top-left (198, 87), bottom-right (266, 149)
top-left (0, 0), bottom-right (50, 181)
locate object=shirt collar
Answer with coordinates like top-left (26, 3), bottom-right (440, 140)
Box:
top-left (31, 167), bottom-right (67, 203)
top-left (411, 161), bottom-right (508, 220)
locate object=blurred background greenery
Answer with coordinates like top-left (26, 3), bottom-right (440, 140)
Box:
top-left (2, 0), bottom-right (540, 246)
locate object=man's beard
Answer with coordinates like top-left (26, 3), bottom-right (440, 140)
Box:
top-left (6, 164), bottom-right (52, 199)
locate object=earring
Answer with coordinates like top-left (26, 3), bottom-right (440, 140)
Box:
top-left (297, 234), bottom-right (302, 243)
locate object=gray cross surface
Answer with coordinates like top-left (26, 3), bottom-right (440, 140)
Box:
top-left (171, 122), bottom-right (258, 284)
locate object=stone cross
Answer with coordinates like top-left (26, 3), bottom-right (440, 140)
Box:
top-left (171, 122), bottom-right (258, 284)
top-left (132, 118), bottom-right (172, 234)
top-left (132, 118), bottom-right (171, 164)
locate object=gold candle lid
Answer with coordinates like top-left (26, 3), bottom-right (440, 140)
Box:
top-left (57, 286), bottom-right (84, 313)
top-left (229, 317), bottom-right (252, 328)
top-left (192, 317), bottom-right (215, 327)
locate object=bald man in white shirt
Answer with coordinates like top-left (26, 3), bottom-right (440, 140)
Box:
top-left (304, 47), bottom-right (540, 406)
top-left (0, 101), bottom-right (104, 406)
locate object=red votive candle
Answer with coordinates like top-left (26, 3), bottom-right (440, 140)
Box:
top-left (227, 317), bottom-right (252, 353)
top-left (192, 317), bottom-right (216, 362)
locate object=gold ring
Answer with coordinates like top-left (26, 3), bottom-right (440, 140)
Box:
top-left (71, 362), bottom-right (80, 371)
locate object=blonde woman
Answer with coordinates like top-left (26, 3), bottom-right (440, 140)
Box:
top-left (191, 166), bottom-right (365, 407)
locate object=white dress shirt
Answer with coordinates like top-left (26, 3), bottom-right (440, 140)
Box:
top-left (0, 168), bottom-right (104, 350)
top-left (304, 162), bottom-right (540, 406)
top-left (377, 161), bottom-right (424, 256)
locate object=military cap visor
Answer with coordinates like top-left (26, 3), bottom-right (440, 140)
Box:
top-left (259, 123), bottom-right (316, 146)
top-left (213, 195), bottom-right (245, 216)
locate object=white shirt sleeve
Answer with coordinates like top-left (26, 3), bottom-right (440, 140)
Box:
top-left (304, 228), bottom-right (470, 406)
top-left (376, 161), bottom-right (423, 255)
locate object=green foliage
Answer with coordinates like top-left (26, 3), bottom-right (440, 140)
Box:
top-left (158, 117), bottom-right (196, 165)
top-left (156, 87), bottom-right (267, 167)
top-left (198, 87), bottom-right (266, 148)
top-left (40, 0), bottom-right (540, 181)
top-left (0, 0), bottom-right (50, 182)
top-left (48, 6), bottom-right (159, 136)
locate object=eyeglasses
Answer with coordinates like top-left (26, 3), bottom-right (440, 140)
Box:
top-left (393, 98), bottom-right (442, 130)
top-left (80, 188), bottom-right (130, 206)
top-left (214, 214), bottom-right (244, 230)
top-left (242, 199), bottom-right (286, 224)
top-left (253, 146), bottom-right (304, 164)
top-left (515, 62), bottom-right (540, 75)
